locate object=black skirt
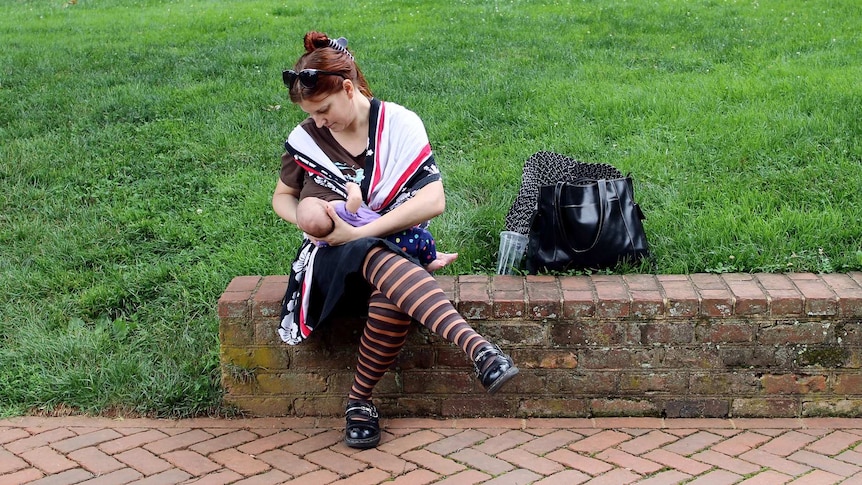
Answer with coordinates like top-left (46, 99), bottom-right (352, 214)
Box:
top-left (303, 237), bottom-right (419, 328)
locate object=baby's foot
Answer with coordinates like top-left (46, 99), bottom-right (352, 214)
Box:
top-left (426, 252), bottom-right (458, 272)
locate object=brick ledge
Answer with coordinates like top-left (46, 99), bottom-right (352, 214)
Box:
top-left (219, 272), bottom-right (862, 321)
top-left (218, 272), bottom-right (862, 418)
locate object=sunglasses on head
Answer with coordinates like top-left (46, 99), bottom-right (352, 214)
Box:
top-left (282, 69), bottom-right (347, 88)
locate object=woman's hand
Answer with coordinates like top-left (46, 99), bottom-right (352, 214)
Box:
top-left (317, 203), bottom-right (362, 246)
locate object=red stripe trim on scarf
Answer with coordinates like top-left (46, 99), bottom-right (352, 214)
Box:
top-left (378, 143), bottom-right (432, 209)
top-left (371, 103), bottom-right (386, 190)
top-left (298, 278), bottom-right (311, 338)
top-left (294, 157), bottom-right (324, 178)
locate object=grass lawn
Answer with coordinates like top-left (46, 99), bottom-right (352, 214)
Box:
top-left (1, 0), bottom-right (860, 417)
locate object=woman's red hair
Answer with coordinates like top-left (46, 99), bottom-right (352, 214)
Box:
top-left (288, 31), bottom-right (372, 102)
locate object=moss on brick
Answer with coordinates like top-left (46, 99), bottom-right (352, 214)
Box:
top-left (797, 346), bottom-right (849, 368)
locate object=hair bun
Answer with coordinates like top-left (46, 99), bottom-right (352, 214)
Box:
top-left (303, 31), bottom-right (330, 53)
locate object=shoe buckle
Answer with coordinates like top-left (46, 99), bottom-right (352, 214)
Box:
top-left (346, 404), bottom-right (378, 419)
top-left (473, 345), bottom-right (501, 377)
top-left (474, 344), bottom-right (501, 364)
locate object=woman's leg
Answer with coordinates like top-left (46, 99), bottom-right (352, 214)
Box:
top-left (361, 246), bottom-right (517, 390)
top-left (344, 289), bottom-right (411, 449)
top-left (350, 290), bottom-right (411, 402)
top-left (343, 246), bottom-right (518, 449)
top-left (363, 246), bottom-right (486, 356)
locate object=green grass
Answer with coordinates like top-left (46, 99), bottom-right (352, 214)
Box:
top-left (1, 0), bottom-right (860, 417)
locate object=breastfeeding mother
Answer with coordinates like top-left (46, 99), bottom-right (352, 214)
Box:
top-left (272, 32), bottom-right (518, 449)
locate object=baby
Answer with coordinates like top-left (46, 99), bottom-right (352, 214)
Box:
top-left (296, 183), bottom-right (458, 272)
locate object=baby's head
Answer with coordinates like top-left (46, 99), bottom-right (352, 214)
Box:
top-left (296, 197), bottom-right (335, 238)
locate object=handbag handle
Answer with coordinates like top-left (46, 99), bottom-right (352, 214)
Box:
top-left (554, 180), bottom-right (607, 253)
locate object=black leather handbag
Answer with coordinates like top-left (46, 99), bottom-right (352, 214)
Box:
top-left (525, 176), bottom-right (649, 273)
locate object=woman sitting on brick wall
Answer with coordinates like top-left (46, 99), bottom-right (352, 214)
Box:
top-left (271, 31), bottom-right (518, 449)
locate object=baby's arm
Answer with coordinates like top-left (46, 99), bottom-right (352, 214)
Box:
top-left (345, 181), bottom-right (362, 214)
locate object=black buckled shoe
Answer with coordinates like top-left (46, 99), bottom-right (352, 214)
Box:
top-left (474, 344), bottom-right (519, 394)
top-left (344, 401), bottom-right (380, 449)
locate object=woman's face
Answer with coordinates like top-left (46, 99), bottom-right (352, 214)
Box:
top-left (298, 83), bottom-right (354, 132)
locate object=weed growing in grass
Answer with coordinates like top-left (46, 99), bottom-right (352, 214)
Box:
top-left (1, 0), bottom-right (860, 416)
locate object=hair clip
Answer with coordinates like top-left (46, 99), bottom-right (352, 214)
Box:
top-left (329, 36), bottom-right (355, 61)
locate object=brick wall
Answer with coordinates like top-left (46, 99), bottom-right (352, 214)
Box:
top-left (218, 273), bottom-right (862, 418)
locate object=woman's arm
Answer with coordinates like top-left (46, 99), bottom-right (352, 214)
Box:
top-left (272, 179), bottom-right (301, 225)
top-left (320, 180), bottom-right (446, 246)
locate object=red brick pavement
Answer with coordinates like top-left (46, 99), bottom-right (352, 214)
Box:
top-left (2, 417), bottom-right (862, 484)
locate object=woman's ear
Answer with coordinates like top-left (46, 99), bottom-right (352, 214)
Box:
top-left (342, 78), bottom-right (355, 98)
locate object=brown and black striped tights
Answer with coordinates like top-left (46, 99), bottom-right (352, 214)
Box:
top-left (349, 246), bottom-right (490, 402)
